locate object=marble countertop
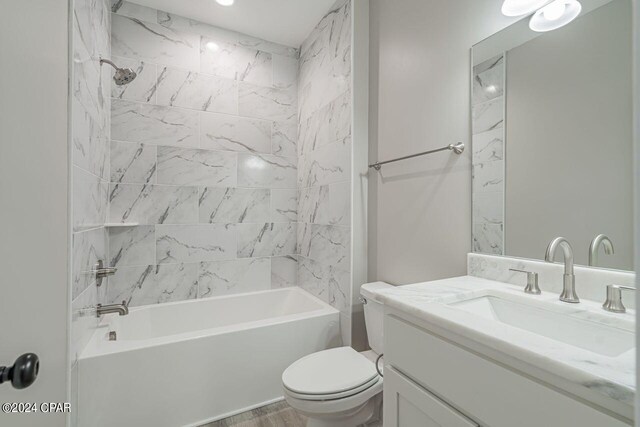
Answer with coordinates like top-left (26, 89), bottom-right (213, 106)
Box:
top-left (371, 276), bottom-right (635, 419)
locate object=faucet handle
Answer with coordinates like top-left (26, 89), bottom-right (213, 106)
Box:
top-left (94, 260), bottom-right (118, 287)
top-left (602, 285), bottom-right (635, 313)
top-left (509, 269), bottom-right (541, 295)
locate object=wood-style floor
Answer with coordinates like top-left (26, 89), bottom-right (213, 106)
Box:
top-left (201, 400), bottom-right (383, 427)
top-left (200, 401), bottom-right (307, 427)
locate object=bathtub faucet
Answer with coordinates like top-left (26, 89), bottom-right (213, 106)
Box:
top-left (96, 300), bottom-right (129, 317)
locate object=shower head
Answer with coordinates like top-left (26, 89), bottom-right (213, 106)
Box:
top-left (112, 67), bottom-right (137, 86)
top-left (100, 58), bottom-right (137, 86)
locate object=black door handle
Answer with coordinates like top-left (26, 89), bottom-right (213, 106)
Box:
top-left (0, 353), bottom-right (39, 389)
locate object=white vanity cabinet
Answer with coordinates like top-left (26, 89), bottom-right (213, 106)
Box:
top-left (383, 308), bottom-right (631, 427)
top-left (384, 367), bottom-right (478, 427)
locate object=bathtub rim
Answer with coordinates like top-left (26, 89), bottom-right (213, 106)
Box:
top-left (79, 287), bottom-right (340, 359)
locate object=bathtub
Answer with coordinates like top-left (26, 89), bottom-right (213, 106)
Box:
top-left (77, 287), bottom-right (340, 427)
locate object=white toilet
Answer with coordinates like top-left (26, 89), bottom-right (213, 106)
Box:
top-left (282, 282), bottom-right (393, 427)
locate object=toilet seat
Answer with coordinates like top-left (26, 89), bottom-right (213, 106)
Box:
top-left (284, 377), bottom-right (383, 416)
top-left (284, 375), bottom-right (380, 401)
top-left (282, 347), bottom-right (379, 401)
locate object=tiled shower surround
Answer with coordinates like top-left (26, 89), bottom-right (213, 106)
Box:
top-left (297, 0), bottom-right (353, 342)
top-left (71, 0), bottom-right (111, 363)
top-left (107, 1), bottom-right (299, 305)
top-left (105, 0), bottom-right (354, 343)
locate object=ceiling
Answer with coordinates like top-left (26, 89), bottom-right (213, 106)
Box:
top-left (130, 0), bottom-right (336, 48)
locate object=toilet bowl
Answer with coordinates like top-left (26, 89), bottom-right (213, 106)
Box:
top-left (282, 282), bottom-right (393, 427)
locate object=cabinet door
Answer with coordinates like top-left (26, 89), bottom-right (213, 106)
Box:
top-left (384, 367), bottom-right (478, 427)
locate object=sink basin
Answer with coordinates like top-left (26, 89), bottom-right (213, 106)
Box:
top-left (450, 295), bottom-right (634, 357)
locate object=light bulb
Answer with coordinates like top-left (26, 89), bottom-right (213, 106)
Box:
top-left (206, 41), bottom-right (219, 52)
top-left (216, 0), bottom-right (234, 6)
top-left (542, 0), bottom-right (566, 20)
top-left (529, 0), bottom-right (582, 32)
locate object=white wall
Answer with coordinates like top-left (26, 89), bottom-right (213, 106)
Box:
top-left (351, 0), bottom-right (370, 350)
top-left (368, 0), bottom-right (516, 284)
top-left (0, 0), bottom-right (70, 426)
top-left (633, 0), bottom-right (639, 424)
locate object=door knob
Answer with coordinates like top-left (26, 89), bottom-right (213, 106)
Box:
top-left (0, 353), bottom-right (39, 389)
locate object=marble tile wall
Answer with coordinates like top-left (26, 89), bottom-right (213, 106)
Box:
top-left (107, 2), bottom-right (300, 307)
top-left (472, 54), bottom-right (505, 255)
top-left (297, 0), bottom-right (353, 345)
top-left (71, 0), bottom-right (111, 364)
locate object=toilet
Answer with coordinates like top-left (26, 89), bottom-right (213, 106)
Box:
top-left (282, 282), bottom-right (393, 427)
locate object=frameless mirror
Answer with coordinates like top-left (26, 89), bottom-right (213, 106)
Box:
top-left (471, 0), bottom-right (633, 271)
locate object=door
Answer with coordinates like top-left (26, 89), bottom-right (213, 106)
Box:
top-left (0, 0), bottom-right (70, 426)
top-left (384, 367), bottom-right (478, 427)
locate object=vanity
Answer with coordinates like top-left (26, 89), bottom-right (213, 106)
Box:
top-left (375, 269), bottom-right (634, 426)
top-left (372, 0), bottom-right (635, 424)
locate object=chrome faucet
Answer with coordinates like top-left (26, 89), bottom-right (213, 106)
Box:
top-left (589, 234), bottom-right (614, 267)
top-left (545, 237), bottom-right (579, 303)
top-left (96, 300), bottom-right (129, 317)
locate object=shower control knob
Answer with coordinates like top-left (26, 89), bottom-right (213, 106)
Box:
top-left (0, 353), bottom-right (39, 389)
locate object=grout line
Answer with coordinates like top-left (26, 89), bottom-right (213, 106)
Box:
top-left (73, 225), bottom-right (108, 235)
top-left (72, 162), bottom-right (110, 183)
top-left (109, 137), bottom-right (297, 161)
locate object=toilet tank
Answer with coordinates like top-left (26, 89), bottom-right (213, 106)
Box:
top-left (360, 282), bottom-right (394, 355)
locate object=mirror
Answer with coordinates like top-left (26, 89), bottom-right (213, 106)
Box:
top-left (471, 0), bottom-right (633, 271)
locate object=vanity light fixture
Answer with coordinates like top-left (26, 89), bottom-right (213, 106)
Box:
top-left (216, 0), bottom-right (235, 5)
top-left (529, 0), bottom-right (582, 32)
top-left (501, 0), bottom-right (551, 17)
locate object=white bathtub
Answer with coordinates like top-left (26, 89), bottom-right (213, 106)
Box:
top-left (77, 287), bottom-right (340, 427)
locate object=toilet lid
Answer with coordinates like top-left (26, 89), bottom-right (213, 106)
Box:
top-left (282, 347), bottom-right (378, 396)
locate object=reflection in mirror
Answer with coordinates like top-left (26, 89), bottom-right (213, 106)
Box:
top-left (471, 0), bottom-right (632, 271)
